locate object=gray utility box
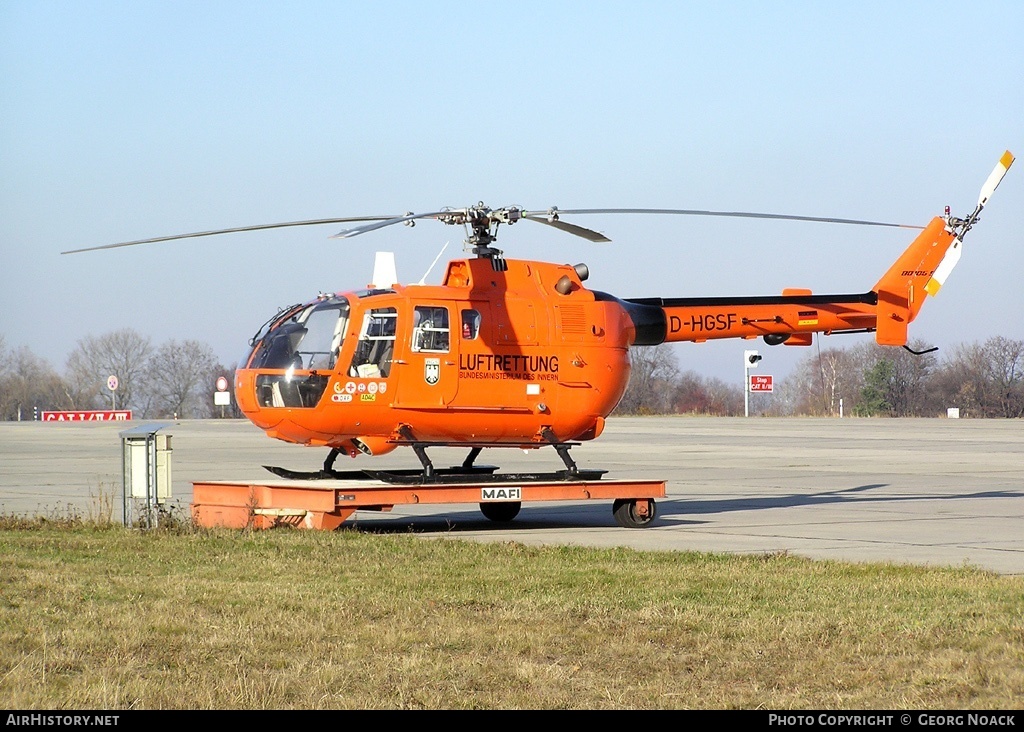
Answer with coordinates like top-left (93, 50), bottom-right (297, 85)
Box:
top-left (119, 423), bottom-right (173, 525)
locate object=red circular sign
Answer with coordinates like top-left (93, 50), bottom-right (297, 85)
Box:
top-left (216, 376), bottom-right (229, 392)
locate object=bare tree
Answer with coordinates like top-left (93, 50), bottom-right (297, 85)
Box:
top-left (934, 337), bottom-right (1024, 417)
top-left (983, 337), bottom-right (1024, 418)
top-left (614, 344), bottom-right (680, 414)
top-left (0, 342), bottom-right (74, 419)
top-left (851, 340), bottom-right (938, 416)
top-left (671, 370), bottom-right (743, 415)
top-left (934, 341), bottom-right (988, 417)
top-left (889, 341), bottom-right (939, 416)
top-left (65, 329), bottom-right (153, 413)
top-left (671, 370), bottom-right (713, 414)
top-left (144, 339), bottom-right (220, 418)
top-left (788, 345), bottom-right (859, 416)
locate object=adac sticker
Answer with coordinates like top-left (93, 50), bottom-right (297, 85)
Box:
top-left (360, 393), bottom-right (376, 402)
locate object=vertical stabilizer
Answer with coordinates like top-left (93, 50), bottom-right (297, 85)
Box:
top-left (872, 217), bottom-right (955, 345)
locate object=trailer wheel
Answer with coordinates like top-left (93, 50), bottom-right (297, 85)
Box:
top-left (613, 498), bottom-right (656, 528)
top-left (480, 501), bottom-right (521, 522)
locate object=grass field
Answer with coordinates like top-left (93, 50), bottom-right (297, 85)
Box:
top-left (1, 517), bottom-right (1022, 710)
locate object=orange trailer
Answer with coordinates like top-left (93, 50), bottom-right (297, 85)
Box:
top-left (191, 476), bottom-right (665, 531)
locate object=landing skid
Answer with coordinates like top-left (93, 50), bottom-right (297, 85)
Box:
top-left (263, 464), bottom-right (607, 485)
top-left (262, 464), bottom-right (500, 482)
top-left (263, 440), bottom-right (606, 485)
top-left (363, 468), bottom-right (607, 485)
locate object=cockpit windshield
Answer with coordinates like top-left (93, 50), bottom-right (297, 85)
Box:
top-left (247, 295), bottom-right (350, 371)
top-left (244, 295), bottom-right (350, 409)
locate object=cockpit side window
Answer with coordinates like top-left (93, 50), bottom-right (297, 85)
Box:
top-left (460, 309), bottom-right (481, 340)
top-left (412, 306), bottom-right (450, 353)
top-left (349, 307), bottom-right (397, 378)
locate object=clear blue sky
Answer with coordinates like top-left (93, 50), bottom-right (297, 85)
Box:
top-left (2, 1), bottom-right (1022, 383)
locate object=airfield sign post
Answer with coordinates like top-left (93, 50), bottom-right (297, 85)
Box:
top-left (107, 375), bottom-right (118, 410)
top-left (743, 350), bottom-right (762, 417)
top-left (214, 375), bottom-right (231, 418)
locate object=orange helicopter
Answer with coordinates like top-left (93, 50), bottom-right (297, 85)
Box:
top-left (65, 151), bottom-right (1013, 486)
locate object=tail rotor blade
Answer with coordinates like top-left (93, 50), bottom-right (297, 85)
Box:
top-left (977, 150), bottom-right (1015, 209)
top-left (925, 149), bottom-right (1015, 297)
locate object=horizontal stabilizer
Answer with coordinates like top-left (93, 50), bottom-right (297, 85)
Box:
top-left (875, 303), bottom-right (909, 346)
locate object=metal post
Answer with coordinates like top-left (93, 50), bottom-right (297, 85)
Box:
top-left (744, 362), bottom-right (750, 417)
top-left (743, 350), bottom-right (761, 417)
top-left (147, 434), bottom-right (155, 528)
top-left (121, 439), bottom-right (128, 527)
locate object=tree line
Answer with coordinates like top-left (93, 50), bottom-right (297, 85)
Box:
top-left (614, 336), bottom-right (1024, 418)
top-left (2, 330), bottom-right (1022, 420)
top-left (0, 330), bottom-right (237, 420)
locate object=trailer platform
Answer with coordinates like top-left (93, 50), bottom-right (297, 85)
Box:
top-left (191, 476), bottom-right (666, 530)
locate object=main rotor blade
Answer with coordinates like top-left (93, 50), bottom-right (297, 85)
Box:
top-left (330, 211), bottom-right (453, 239)
top-left (62, 216), bottom-right (397, 254)
top-left (527, 208), bottom-right (925, 230)
top-left (521, 214), bottom-right (611, 242)
top-left (65, 199), bottom-right (936, 256)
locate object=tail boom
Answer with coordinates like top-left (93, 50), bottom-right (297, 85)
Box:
top-left (625, 293), bottom-right (879, 345)
top-left (610, 151), bottom-right (1012, 350)
top-left (620, 216), bottom-right (961, 348)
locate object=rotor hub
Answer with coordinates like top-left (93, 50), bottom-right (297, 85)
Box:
top-left (439, 203), bottom-right (525, 258)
